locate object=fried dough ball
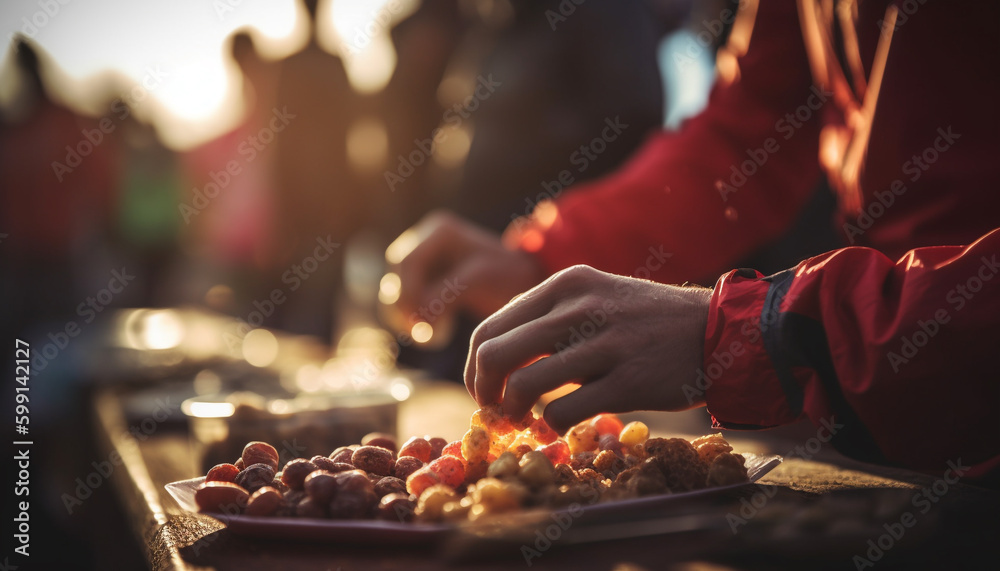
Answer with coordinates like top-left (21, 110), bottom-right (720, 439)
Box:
top-left (691, 433), bottom-right (734, 465)
top-left (468, 477), bottom-right (525, 519)
top-left (487, 451), bottom-right (520, 479)
top-left (462, 427), bottom-right (490, 464)
top-left (706, 452), bottom-right (749, 487)
top-left (644, 437), bottom-right (708, 491)
top-left (473, 404), bottom-right (535, 434)
top-left (518, 451), bottom-right (556, 488)
top-left (488, 430), bottom-right (516, 457)
top-left (441, 499), bottom-right (472, 522)
top-left (627, 458), bottom-right (671, 496)
top-left (416, 484), bottom-right (458, 522)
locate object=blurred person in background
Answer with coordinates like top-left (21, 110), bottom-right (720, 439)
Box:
top-left (0, 38), bottom-right (147, 569)
top-left (179, 32), bottom-right (282, 315)
top-left (268, 0), bottom-right (361, 338)
top-left (390, 0), bottom-right (1000, 483)
top-left (449, 0), bottom-right (668, 232)
top-left (0, 39), bottom-right (122, 335)
top-left (383, 0), bottom-right (695, 379)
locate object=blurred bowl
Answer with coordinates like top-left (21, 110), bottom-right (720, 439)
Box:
top-left (182, 377), bottom-right (412, 472)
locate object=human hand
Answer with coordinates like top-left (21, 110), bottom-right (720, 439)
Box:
top-left (464, 265), bottom-right (712, 433)
top-left (387, 210), bottom-right (547, 324)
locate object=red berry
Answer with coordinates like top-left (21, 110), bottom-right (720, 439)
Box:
top-left (537, 440), bottom-right (570, 465)
top-left (441, 440), bottom-right (464, 461)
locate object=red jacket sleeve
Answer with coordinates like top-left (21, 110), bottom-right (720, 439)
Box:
top-left (507, 0), bottom-right (823, 285)
top-left (703, 227), bottom-right (1000, 478)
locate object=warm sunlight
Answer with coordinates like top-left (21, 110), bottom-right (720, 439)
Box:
top-left (0, 0), bottom-right (410, 150)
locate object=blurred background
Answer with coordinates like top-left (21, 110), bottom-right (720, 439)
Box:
top-left (2, 0), bottom-right (841, 568)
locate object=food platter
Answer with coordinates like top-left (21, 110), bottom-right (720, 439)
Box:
top-left (165, 453), bottom-right (782, 544)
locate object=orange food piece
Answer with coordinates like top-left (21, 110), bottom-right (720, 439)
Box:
top-left (406, 467), bottom-right (441, 497)
top-left (528, 417), bottom-right (558, 445)
top-left (591, 414), bottom-right (625, 437)
top-left (462, 427), bottom-right (490, 463)
top-left (427, 455), bottom-right (466, 488)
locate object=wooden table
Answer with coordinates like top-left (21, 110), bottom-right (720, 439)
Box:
top-left (92, 380), bottom-right (999, 570)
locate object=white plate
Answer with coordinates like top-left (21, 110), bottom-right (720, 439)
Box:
top-left (165, 453), bottom-right (782, 543)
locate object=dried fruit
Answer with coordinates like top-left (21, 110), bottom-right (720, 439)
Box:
top-left (280, 459), bottom-right (318, 490)
top-left (377, 492), bottom-right (416, 522)
top-left (241, 441), bottom-right (279, 471)
top-left (198, 413), bottom-right (748, 524)
top-left (309, 456), bottom-right (339, 472)
top-left (393, 456), bottom-right (425, 481)
top-left (235, 463), bottom-right (276, 493)
top-left (195, 481), bottom-right (249, 513)
top-left (303, 470), bottom-right (338, 503)
top-left (398, 437), bottom-right (432, 463)
top-left (245, 486), bottom-right (282, 517)
top-left (374, 476), bottom-right (407, 497)
top-left (598, 434), bottom-right (623, 456)
top-left (296, 496), bottom-right (327, 518)
top-left (205, 463), bottom-right (239, 483)
top-left (351, 445), bottom-right (395, 476)
top-left (362, 432), bottom-right (398, 452)
top-left (325, 470), bottom-right (377, 518)
top-left (427, 437), bottom-right (448, 459)
top-left (329, 445), bottom-right (358, 465)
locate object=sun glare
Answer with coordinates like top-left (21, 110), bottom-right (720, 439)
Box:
top-left (0, 0), bottom-right (309, 150)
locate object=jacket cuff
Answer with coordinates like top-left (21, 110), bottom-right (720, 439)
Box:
top-left (703, 269), bottom-right (801, 429)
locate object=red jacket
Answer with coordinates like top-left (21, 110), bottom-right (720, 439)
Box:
top-left (508, 0), bottom-right (1000, 481)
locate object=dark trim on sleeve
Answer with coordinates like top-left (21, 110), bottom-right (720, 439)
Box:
top-left (760, 270), bottom-right (888, 464)
top-left (760, 269), bottom-right (804, 416)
